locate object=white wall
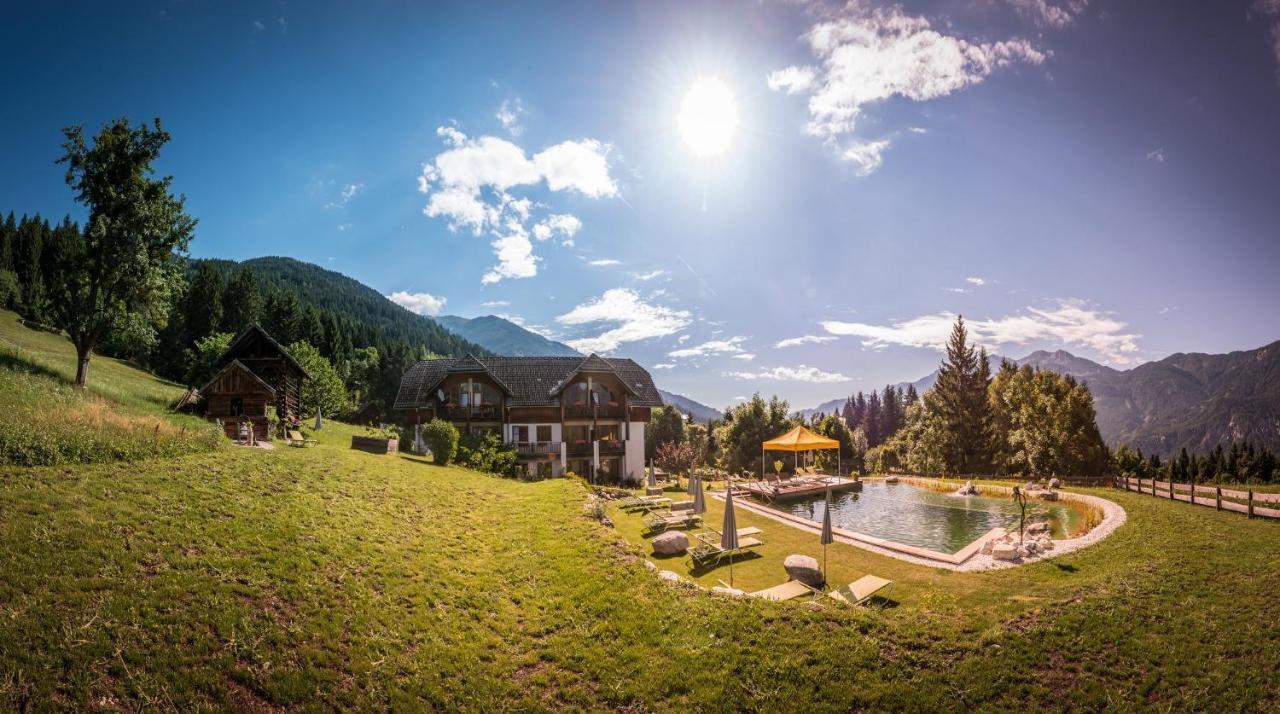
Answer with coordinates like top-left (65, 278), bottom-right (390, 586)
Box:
top-left (625, 421), bottom-right (645, 485)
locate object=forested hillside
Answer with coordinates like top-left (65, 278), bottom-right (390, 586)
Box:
top-left (0, 214), bottom-right (485, 412)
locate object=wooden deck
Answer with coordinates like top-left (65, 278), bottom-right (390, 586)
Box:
top-left (734, 475), bottom-right (863, 500)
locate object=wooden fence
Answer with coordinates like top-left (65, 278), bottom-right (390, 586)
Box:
top-left (1118, 476), bottom-right (1280, 520)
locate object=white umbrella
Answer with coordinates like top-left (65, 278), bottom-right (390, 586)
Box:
top-left (820, 486), bottom-right (834, 585)
top-left (721, 487), bottom-right (740, 587)
top-left (647, 465), bottom-right (658, 490)
top-left (314, 407), bottom-right (323, 431)
top-left (692, 476), bottom-right (706, 515)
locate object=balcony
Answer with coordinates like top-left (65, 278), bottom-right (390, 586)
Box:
top-left (510, 441), bottom-right (561, 458)
top-left (566, 440), bottom-right (593, 456)
top-left (598, 439), bottom-right (625, 455)
top-left (563, 403), bottom-right (626, 420)
top-left (442, 404), bottom-right (501, 421)
top-left (562, 440), bottom-right (625, 456)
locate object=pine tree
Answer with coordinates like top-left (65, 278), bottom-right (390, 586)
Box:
top-left (221, 268), bottom-right (262, 332)
top-left (865, 390), bottom-right (882, 447)
top-left (183, 262), bottom-right (226, 344)
top-left (931, 316), bottom-right (993, 474)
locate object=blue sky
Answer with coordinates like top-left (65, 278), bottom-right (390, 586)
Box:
top-left (4, 1), bottom-right (1280, 410)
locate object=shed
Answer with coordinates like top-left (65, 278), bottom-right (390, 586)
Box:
top-left (202, 360), bottom-right (277, 441)
top-left (203, 324), bottom-right (309, 440)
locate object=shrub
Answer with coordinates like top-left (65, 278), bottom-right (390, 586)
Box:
top-left (457, 432), bottom-right (520, 477)
top-left (422, 418), bottom-right (459, 465)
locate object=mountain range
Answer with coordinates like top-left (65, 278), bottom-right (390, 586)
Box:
top-left (804, 344), bottom-right (1280, 456)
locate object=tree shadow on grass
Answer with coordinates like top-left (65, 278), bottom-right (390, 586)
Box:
top-left (1054, 562), bottom-right (1079, 573)
top-left (687, 550), bottom-right (764, 578)
top-left (0, 348), bottom-right (71, 385)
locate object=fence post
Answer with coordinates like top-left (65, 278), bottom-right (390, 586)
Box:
top-left (1169, 478), bottom-right (1174, 500)
top-left (1216, 486), bottom-right (1221, 511)
top-left (1190, 478), bottom-right (1195, 505)
top-left (1248, 489), bottom-right (1254, 519)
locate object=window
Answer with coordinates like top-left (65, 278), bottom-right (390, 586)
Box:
top-left (512, 426), bottom-right (530, 443)
top-left (536, 425), bottom-right (552, 442)
top-left (230, 397), bottom-right (244, 416)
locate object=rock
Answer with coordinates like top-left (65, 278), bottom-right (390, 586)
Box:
top-left (645, 487), bottom-right (664, 496)
top-left (657, 570), bottom-right (684, 584)
top-left (783, 554), bottom-right (824, 586)
top-left (1023, 540), bottom-right (1039, 554)
top-left (652, 531), bottom-right (689, 556)
top-left (1039, 490), bottom-right (1059, 501)
top-left (884, 475), bottom-right (899, 483)
top-left (1048, 477), bottom-right (1061, 489)
top-left (1024, 482), bottom-right (1037, 492)
top-left (955, 480), bottom-right (979, 496)
top-left (712, 586), bottom-right (745, 597)
top-left (1026, 521), bottom-right (1051, 535)
top-left (990, 542), bottom-right (1020, 561)
top-left (1036, 536), bottom-right (1054, 551)
top-left (643, 559), bottom-right (658, 571)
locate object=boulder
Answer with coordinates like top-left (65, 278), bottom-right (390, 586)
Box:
top-left (884, 475), bottom-right (899, 484)
top-left (652, 531), bottom-right (689, 556)
top-left (1048, 477), bottom-right (1061, 489)
top-left (1039, 490), bottom-right (1059, 501)
top-left (955, 480), bottom-right (979, 496)
top-left (1024, 482), bottom-right (1038, 492)
top-left (783, 554), bottom-right (825, 586)
top-left (1026, 521), bottom-right (1052, 535)
top-left (657, 570), bottom-right (684, 584)
top-left (1036, 536), bottom-right (1054, 551)
top-left (990, 542), bottom-right (1020, 561)
top-left (643, 559), bottom-right (658, 571)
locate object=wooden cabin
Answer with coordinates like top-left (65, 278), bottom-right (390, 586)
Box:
top-left (201, 324), bottom-right (308, 441)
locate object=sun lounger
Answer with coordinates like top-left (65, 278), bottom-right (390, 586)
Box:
top-left (286, 429), bottom-right (317, 447)
top-left (750, 580), bottom-right (820, 601)
top-left (688, 536), bottom-right (764, 566)
top-left (644, 511), bottom-right (701, 532)
top-left (828, 575), bottom-right (894, 607)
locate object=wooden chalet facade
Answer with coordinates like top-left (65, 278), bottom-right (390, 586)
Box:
top-left (393, 354), bottom-right (661, 483)
top-left (202, 324), bottom-right (309, 441)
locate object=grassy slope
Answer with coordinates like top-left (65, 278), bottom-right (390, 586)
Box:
top-left (1, 423), bottom-right (1278, 710)
top-left (0, 312), bottom-right (1277, 709)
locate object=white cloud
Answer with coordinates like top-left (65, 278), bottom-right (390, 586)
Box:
top-left (482, 300), bottom-right (511, 307)
top-left (775, 335), bottom-right (837, 348)
top-left (482, 223), bottom-right (538, 285)
top-left (1260, 1), bottom-right (1280, 76)
top-left (1146, 148), bottom-right (1165, 163)
top-left (388, 291), bottom-right (448, 316)
top-left (252, 19), bottom-right (265, 31)
top-left (668, 336), bottom-right (748, 359)
top-left (325, 182), bottom-right (364, 209)
top-left (336, 223), bottom-right (352, 232)
top-left (556, 288), bottom-right (692, 353)
top-left (841, 139), bottom-right (892, 176)
top-left (632, 269), bottom-right (667, 281)
top-left (724, 365), bottom-right (852, 383)
top-left (769, 3), bottom-right (1046, 172)
top-left (587, 258), bottom-right (621, 267)
top-left (495, 98), bottom-right (525, 137)
top-left (966, 276), bottom-right (987, 286)
top-left (821, 299), bottom-right (1142, 364)
top-left (732, 353), bottom-right (756, 361)
top-left (418, 126), bottom-right (617, 283)
top-left (908, 126), bottom-right (928, 134)
top-left (653, 363), bottom-right (677, 370)
top-left (1006, 0), bottom-right (1087, 29)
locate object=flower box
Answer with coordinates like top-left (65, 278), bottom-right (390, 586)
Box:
top-left (351, 435), bottom-right (399, 454)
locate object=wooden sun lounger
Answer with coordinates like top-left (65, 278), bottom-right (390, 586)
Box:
top-left (828, 575), bottom-right (894, 607)
top-left (750, 580), bottom-right (820, 601)
top-left (286, 430), bottom-right (317, 448)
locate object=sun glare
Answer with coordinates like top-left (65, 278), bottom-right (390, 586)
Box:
top-left (677, 77), bottom-right (738, 157)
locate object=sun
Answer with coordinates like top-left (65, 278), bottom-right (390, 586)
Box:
top-left (677, 77), bottom-right (738, 157)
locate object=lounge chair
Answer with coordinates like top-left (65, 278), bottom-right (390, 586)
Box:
top-left (644, 510), bottom-right (701, 533)
top-left (750, 580), bottom-right (820, 601)
top-left (286, 429), bottom-right (317, 448)
top-left (688, 536), bottom-right (764, 566)
top-left (827, 575), bottom-right (894, 607)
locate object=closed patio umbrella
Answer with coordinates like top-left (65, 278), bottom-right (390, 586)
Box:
top-left (314, 407), bottom-right (323, 431)
top-left (721, 486), bottom-right (740, 587)
top-left (692, 476), bottom-right (706, 515)
top-left (687, 470), bottom-right (697, 495)
top-left (820, 486), bottom-right (834, 586)
top-left (647, 465), bottom-right (658, 490)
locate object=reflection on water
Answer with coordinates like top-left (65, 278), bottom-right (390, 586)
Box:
top-left (765, 482), bottom-right (1075, 554)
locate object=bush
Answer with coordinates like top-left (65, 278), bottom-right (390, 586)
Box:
top-left (422, 418), bottom-right (459, 465)
top-left (457, 431), bottom-right (520, 477)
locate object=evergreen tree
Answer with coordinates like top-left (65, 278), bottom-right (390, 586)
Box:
top-left (183, 262), bottom-right (225, 344)
top-left (865, 390), bottom-right (882, 447)
top-left (931, 316), bottom-right (993, 474)
top-left (221, 268), bottom-right (262, 332)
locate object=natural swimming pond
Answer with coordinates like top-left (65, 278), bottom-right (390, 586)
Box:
top-left (763, 482), bottom-right (1082, 554)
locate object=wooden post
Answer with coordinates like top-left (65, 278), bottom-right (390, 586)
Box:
top-left (1169, 477), bottom-right (1174, 500)
top-left (1248, 489), bottom-right (1254, 519)
top-left (1216, 486), bottom-right (1221, 511)
top-left (1190, 478), bottom-right (1195, 505)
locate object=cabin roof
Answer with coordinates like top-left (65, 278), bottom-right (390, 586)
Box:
top-left (216, 323), bottom-right (310, 379)
top-left (201, 359), bottom-right (278, 396)
top-left (394, 355), bottom-right (662, 410)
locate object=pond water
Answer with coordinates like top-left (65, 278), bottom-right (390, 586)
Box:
top-left (762, 482), bottom-right (1080, 554)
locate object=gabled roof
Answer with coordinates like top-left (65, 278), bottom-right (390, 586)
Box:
top-left (447, 354), bottom-right (513, 394)
top-left (394, 356), bottom-right (662, 410)
top-left (217, 323), bottom-right (310, 379)
top-left (201, 359), bottom-right (278, 396)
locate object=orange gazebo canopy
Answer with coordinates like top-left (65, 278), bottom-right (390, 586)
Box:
top-left (762, 425), bottom-right (839, 452)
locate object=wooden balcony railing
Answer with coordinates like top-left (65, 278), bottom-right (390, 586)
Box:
top-left (510, 441), bottom-right (561, 457)
top-left (443, 404), bottom-right (501, 420)
top-left (563, 404), bottom-right (625, 419)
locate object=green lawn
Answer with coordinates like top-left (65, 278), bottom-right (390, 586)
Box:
top-left (1, 313), bottom-right (1279, 710)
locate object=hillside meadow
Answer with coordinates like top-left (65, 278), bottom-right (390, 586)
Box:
top-left (0, 314), bottom-right (1278, 710)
